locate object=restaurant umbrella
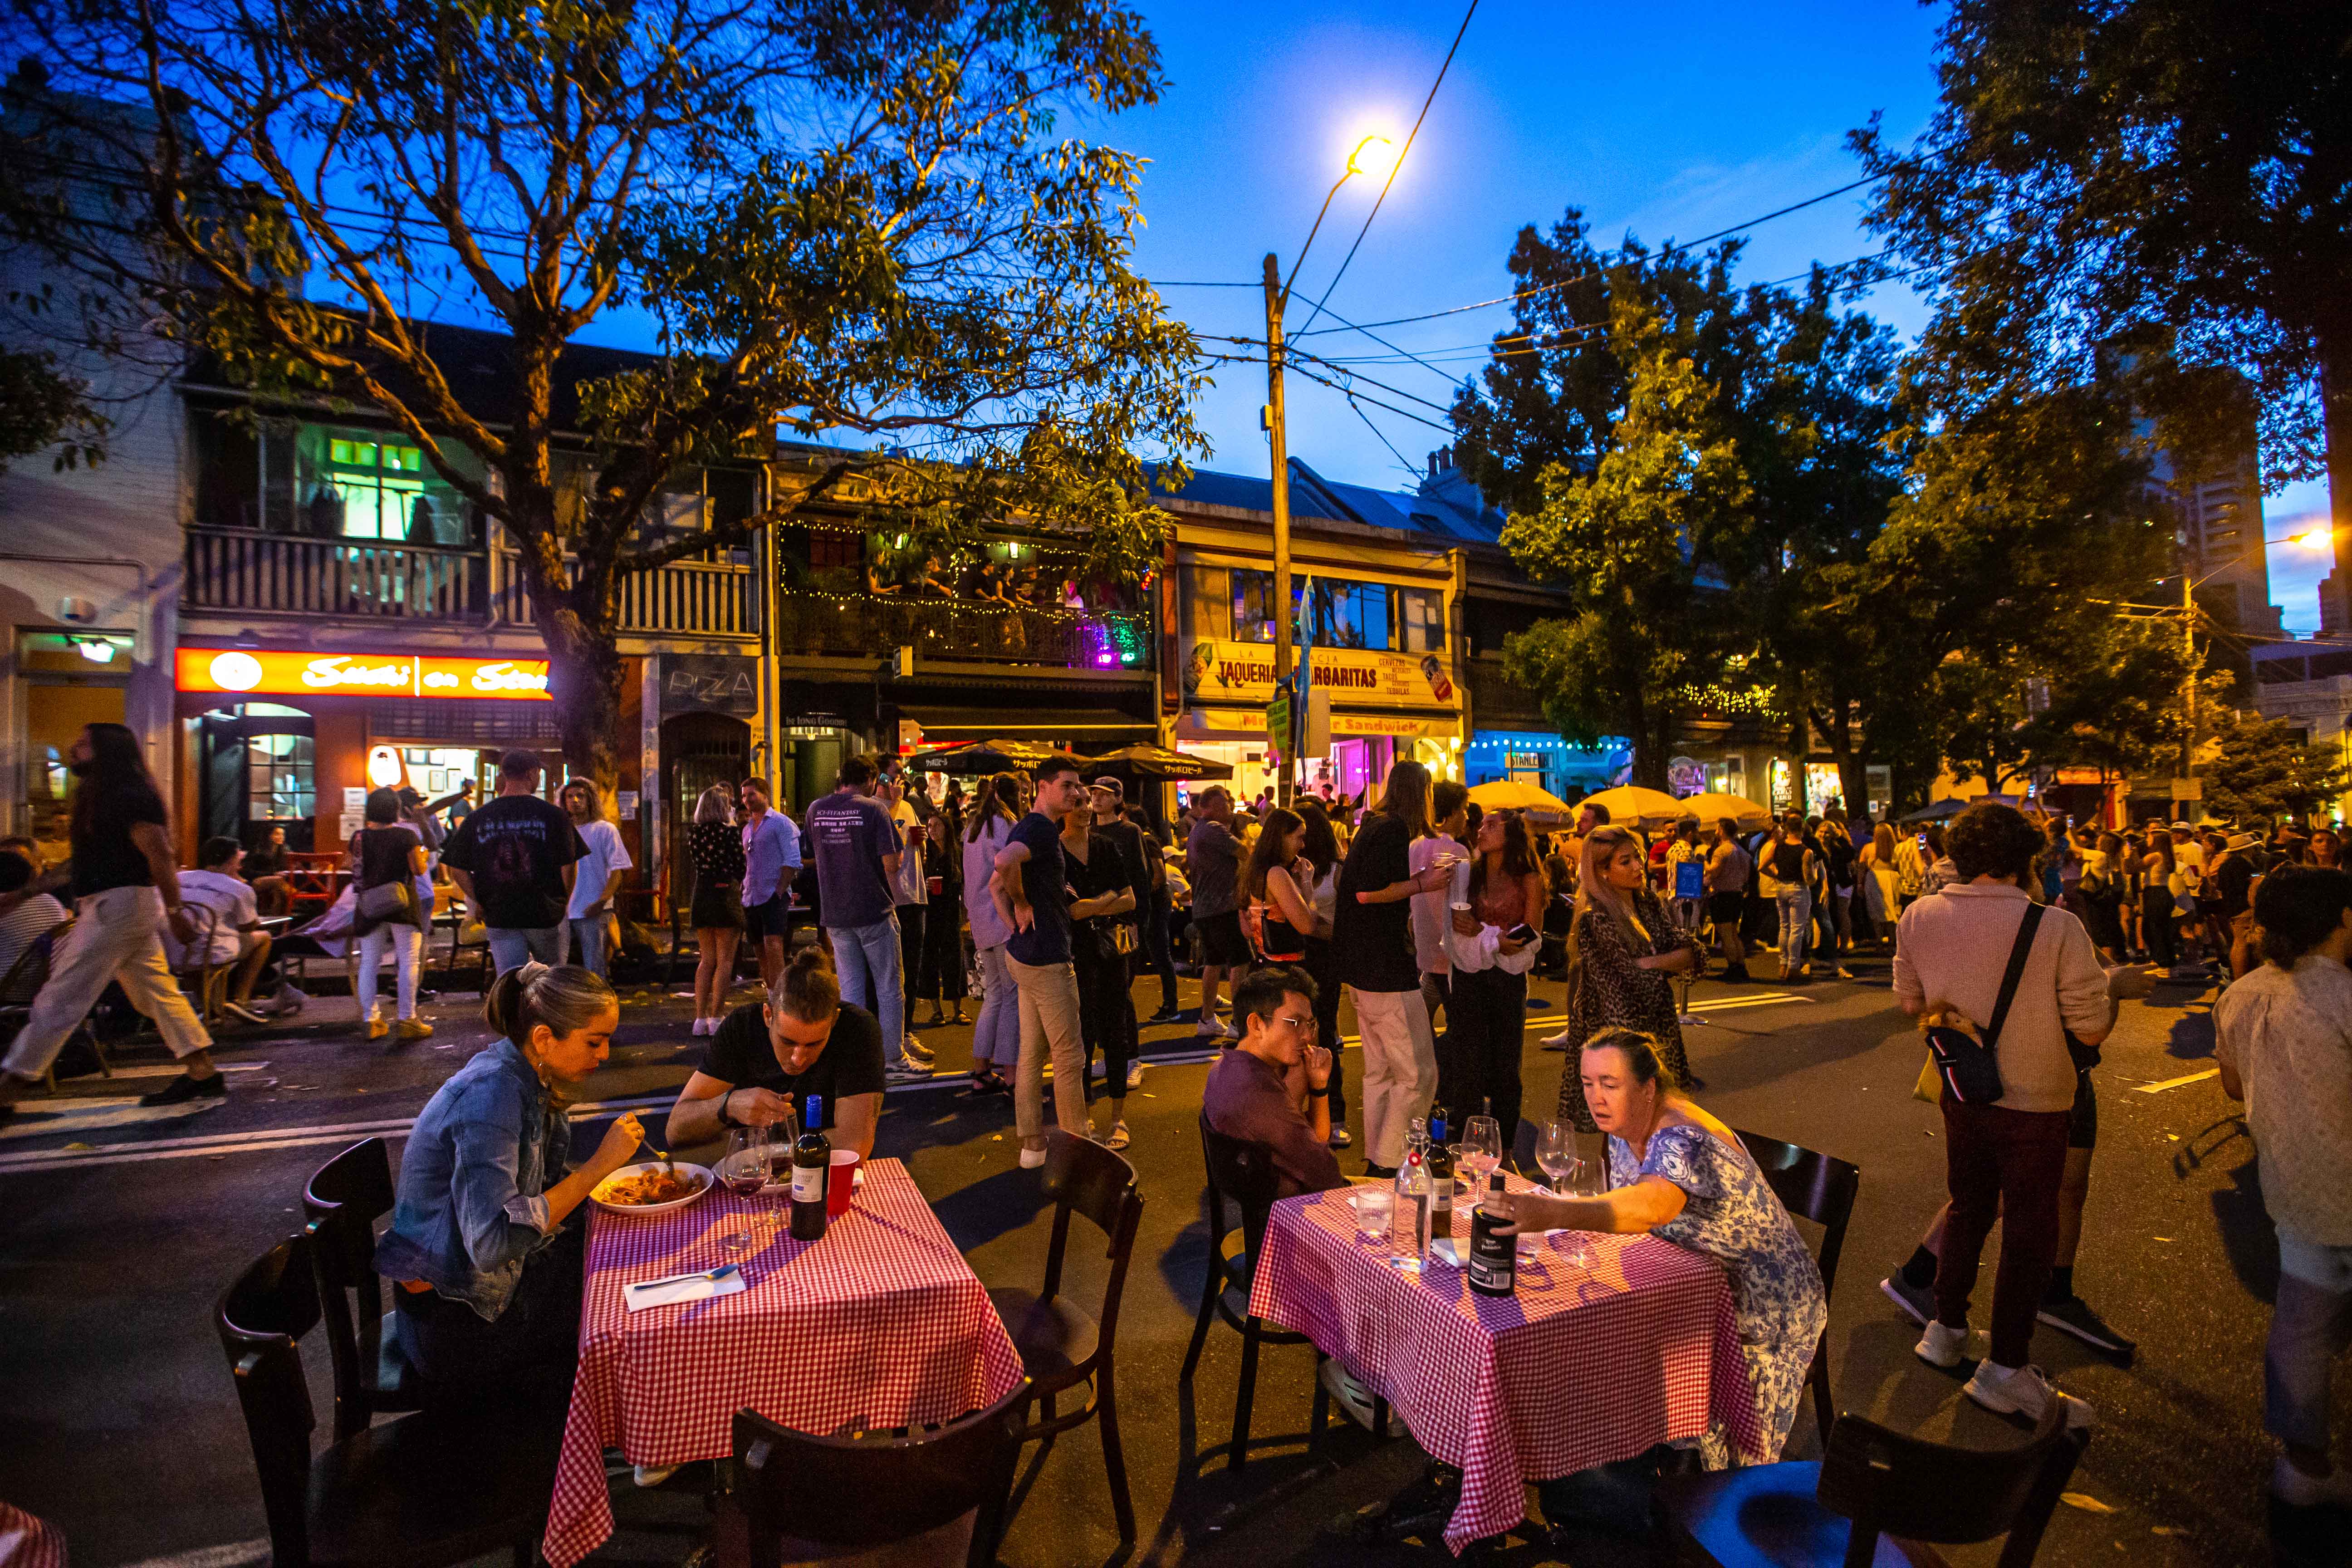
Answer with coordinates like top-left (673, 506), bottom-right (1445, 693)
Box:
top-left (1082, 741), bottom-right (1235, 781)
top-left (1465, 779), bottom-right (1575, 818)
top-left (1897, 793), bottom-right (2024, 824)
top-left (1578, 784), bottom-right (1688, 828)
top-left (1677, 791), bottom-right (1773, 828)
top-left (915, 738), bottom-right (1085, 776)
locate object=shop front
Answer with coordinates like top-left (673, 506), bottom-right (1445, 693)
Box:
top-left (12, 629), bottom-right (140, 862)
top-left (1465, 730), bottom-right (1630, 800)
top-left (1171, 637), bottom-right (1462, 804)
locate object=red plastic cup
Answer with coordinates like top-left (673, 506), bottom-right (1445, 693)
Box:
top-left (826, 1148), bottom-right (861, 1218)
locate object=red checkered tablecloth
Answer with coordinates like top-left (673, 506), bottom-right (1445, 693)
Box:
top-left (543, 1158), bottom-right (1026, 1567)
top-left (1248, 1181), bottom-right (1763, 1553)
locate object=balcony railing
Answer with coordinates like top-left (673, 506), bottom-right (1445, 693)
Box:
top-left (776, 592), bottom-right (1147, 670)
top-left (500, 552), bottom-right (760, 638)
top-left (184, 527), bottom-right (488, 621)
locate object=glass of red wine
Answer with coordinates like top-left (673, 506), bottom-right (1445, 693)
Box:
top-left (717, 1126), bottom-right (769, 1254)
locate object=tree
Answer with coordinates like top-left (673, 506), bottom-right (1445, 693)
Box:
top-left (0, 344), bottom-right (103, 474)
top-left (2201, 710), bottom-right (2352, 824)
top-left (9, 0), bottom-right (1204, 786)
top-left (1495, 290), bottom-right (1754, 789)
top-left (1851, 2), bottom-right (2352, 573)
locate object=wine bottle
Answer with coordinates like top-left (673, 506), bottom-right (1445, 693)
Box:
top-left (790, 1093), bottom-right (830, 1241)
top-left (1426, 1106), bottom-right (1455, 1243)
top-left (1468, 1172), bottom-right (1516, 1297)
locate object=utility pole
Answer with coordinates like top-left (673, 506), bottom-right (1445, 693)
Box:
top-left (2180, 573), bottom-right (2197, 820)
top-left (1264, 250), bottom-right (1294, 808)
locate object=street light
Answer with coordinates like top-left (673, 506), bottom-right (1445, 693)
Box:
top-left (1262, 132), bottom-right (1391, 805)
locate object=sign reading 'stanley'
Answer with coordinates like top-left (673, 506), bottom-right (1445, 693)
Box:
top-left (1179, 639), bottom-right (1454, 708)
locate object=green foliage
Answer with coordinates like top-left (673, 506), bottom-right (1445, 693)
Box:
top-left (10, 0), bottom-right (1205, 779)
top-left (0, 344), bottom-right (104, 474)
top-left (2202, 710), bottom-right (2352, 825)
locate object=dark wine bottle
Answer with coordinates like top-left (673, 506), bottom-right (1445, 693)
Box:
top-left (1468, 1172), bottom-right (1516, 1297)
top-left (1426, 1106), bottom-right (1454, 1242)
top-left (789, 1093), bottom-right (830, 1240)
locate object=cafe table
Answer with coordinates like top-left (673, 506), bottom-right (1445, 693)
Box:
top-left (1247, 1179), bottom-right (1765, 1553)
top-left (542, 1157), bottom-right (1027, 1568)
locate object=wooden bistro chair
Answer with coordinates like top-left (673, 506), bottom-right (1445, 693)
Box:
top-left (1656, 1401), bottom-right (2091, 1568)
top-left (1734, 1128), bottom-right (1860, 1452)
top-left (718, 1378), bottom-right (1032, 1568)
top-left (1183, 1117), bottom-right (1347, 1469)
top-left (302, 1138), bottom-right (423, 1439)
top-left (216, 1228), bottom-right (561, 1568)
top-left (985, 1128), bottom-right (1144, 1543)
top-left (2, 920), bottom-right (109, 1092)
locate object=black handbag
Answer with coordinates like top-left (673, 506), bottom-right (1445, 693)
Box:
top-left (1922, 902), bottom-right (2046, 1104)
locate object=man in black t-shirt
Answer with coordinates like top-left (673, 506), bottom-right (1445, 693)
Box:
top-left (440, 750), bottom-right (588, 975)
top-left (1330, 760), bottom-right (1450, 1176)
top-left (990, 755), bottom-right (1092, 1166)
top-left (664, 970), bottom-right (886, 1161)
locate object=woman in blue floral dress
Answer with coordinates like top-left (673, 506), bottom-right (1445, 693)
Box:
top-left (1501, 1025), bottom-right (1826, 1467)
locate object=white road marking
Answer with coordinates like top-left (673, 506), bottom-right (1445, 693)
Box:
top-left (0, 1097), bottom-right (233, 1143)
top-left (113, 1540), bottom-right (270, 1568)
top-left (2134, 1067), bottom-right (2221, 1094)
top-left (58, 1062), bottom-right (271, 1083)
top-left (1686, 992), bottom-right (1813, 1012)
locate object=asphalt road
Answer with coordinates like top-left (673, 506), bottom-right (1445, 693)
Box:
top-left (1, 946), bottom-right (2342, 1568)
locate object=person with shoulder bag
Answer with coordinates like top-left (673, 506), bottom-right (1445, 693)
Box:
top-left (1887, 802), bottom-right (2148, 1420)
top-left (353, 787), bottom-right (432, 1041)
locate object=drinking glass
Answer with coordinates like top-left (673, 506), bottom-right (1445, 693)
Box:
top-left (1461, 1114), bottom-right (1502, 1191)
top-left (1534, 1121), bottom-right (1577, 1194)
top-left (1352, 1186), bottom-right (1394, 1250)
top-left (716, 1127), bottom-right (769, 1255)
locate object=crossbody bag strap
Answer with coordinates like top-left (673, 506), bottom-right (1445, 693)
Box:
top-left (1980, 902), bottom-right (2046, 1054)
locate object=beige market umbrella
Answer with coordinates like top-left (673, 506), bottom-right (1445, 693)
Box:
top-left (1578, 784), bottom-right (1689, 827)
top-left (1678, 791), bottom-right (1773, 828)
top-left (1466, 779), bottom-right (1574, 818)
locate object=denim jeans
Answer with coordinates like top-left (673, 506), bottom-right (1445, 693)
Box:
top-left (2268, 1229), bottom-right (2352, 1452)
top-left (1774, 886), bottom-right (1811, 974)
top-left (828, 914), bottom-right (905, 1058)
top-left (970, 944), bottom-right (1020, 1070)
top-left (487, 925), bottom-right (564, 976)
top-left (564, 916), bottom-right (609, 977)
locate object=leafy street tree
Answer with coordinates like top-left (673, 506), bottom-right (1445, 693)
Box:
top-left (0, 343), bottom-right (102, 475)
top-left (1852, 1), bottom-right (2352, 572)
top-left (2200, 708), bottom-right (2352, 825)
top-left (8, 0), bottom-right (1204, 786)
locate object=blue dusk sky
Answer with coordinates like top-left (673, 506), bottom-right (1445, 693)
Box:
top-left (1108, 0), bottom-right (2334, 630)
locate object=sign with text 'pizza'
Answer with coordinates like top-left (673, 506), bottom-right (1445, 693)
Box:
top-left (176, 648), bottom-right (552, 700)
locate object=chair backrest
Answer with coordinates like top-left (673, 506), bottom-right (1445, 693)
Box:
top-left (0, 923), bottom-right (65, 1008)
top-left (1198, 1116), bottom-right (1284, 1269)
top-left (1037, 1129), bottom-right (1143, 1348)
top-left (731, 1377), bottom-right (1030, 1568)
top-left (303, 1138), bottom-right (396, 1440)
top-left (1816, 1403), bottom-right (2090, 1568)
top-left (217, 1230), bottom-right (323, 1566)
top-left (1734, 1127), bottom-right (1861, 1294)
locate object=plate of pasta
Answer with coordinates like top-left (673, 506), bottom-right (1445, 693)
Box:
top-left (591, 1161), bottom-right (715, 1215)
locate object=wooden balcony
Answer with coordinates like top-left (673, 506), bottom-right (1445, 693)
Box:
top-left (183, 527), bottom-right (487, 622)
top-left (499, 551), bottom-right (761, 639)
top-left (775, 592), bottom-right (1147, 671)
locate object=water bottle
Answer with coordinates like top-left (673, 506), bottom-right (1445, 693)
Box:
top-left (1394, 1117), bottom-right (1432, 1256)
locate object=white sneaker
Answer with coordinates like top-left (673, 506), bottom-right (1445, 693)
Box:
top-left (2272, 1455), bottom-right (2352, 1509)
top-left (900, 1038), bottom-right (937, 1067)
top-left (1964, 1361), bottom-right (2093, 1426)
top-left (632, 1463), bottom-right (679, 1487)
top-left (1538, 1027), bottom-right (1573, 1048)
top-left (883, 1055), bottom-right (930, 1084)
top-left (1127, 1059), bottom-right (1146, 1090)
top-left (1018, 1144), bottom-right (1048, 1169)
top-left (1914, 1320), bottom-right (1972, 1369)
top-left (690, 1017), bottom-right (708, 1036)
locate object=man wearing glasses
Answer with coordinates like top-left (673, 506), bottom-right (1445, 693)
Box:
top-left (1202, 965), bottom-right (1345, 1199)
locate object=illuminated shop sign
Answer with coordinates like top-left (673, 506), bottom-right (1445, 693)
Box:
top-left (175, 648), bottom-right (552, 701)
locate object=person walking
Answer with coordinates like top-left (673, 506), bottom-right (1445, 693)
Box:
top-left (1185, 785), bottom-right (1251, 1039)
top-left (1895, 801), bottom-right (2112, 1423)
top-left (0, 722), bottom-right (223, 1113)
top-left (352, 789), bottom-right (432, 1041)
top-left (559, 780), bottom-right (632, 979)
top-left (440, 750), bottom-right (586, 975)
top-left (990, 755), bottom-right (1093, 1166)
top-left (736, 777), bottom-right (802, 991)
top-left (1557, 824), bottom-right (1703, 1133)
top-left (686, 784), bottom-right (744, 1036)
top-left (1331, 760), bottom-right (1453, 1178)
top-left (805, 757), bottom-right (925, 1082)
top-left (960, 774), bottom-right (1021, 1097)
top-left (2215, 865), bottom-right (2352, 1510)
top-left (1441, 808), bottom-right (1545, 1149)
top-left (1763, 814), bottom-right (1817, 983)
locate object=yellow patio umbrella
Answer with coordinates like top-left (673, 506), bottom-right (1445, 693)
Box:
top-left (1578, 784), bottom-right (1689, 826)
top-left (1677, 790), bottom-right (1773, 828)
top-left (1465, 779), bottom-right (1574, 818)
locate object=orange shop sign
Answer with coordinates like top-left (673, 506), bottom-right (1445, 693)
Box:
top-left (176, 648), bottom-right (552, 701)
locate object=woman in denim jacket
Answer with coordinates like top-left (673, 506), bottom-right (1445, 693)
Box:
top-left (376, 962), bottom-right (643, 1401)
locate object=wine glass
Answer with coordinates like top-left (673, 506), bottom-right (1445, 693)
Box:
top-left (1460, 1114), bottom-right (1502, 1192)
top-left (1534, 1121), bottom-right (1577, 1194)
top-left (716, 1126), bottom-right (769, 1255)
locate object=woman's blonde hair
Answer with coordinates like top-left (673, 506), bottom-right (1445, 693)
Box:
top-left (1372, 759), bottom-right (1433, 840)
top-left (694, 783), bottom-right (735, 826)
top-left (1872, 821), bottom-right (1896, 858)
top-left (1573, 825), bottom-right (1653, 958)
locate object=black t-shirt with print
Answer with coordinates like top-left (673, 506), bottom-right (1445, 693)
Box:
top-left (699, 1002), bottom-right (886, 1131)
top-left (440, 794), bottom-right (588, 929)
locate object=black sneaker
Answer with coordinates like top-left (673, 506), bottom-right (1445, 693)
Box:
top-left (2038, 1294), bottom-right (2137, 1363)
top-left (1879, 1271), bottom-right (1935, 1328)
top-left (1361, 1162), bottom-right (1397, 1181)
top-left (139, 1072), bottom-right (227, 1107)
top-left (1144, 1006), bottom-right (1182, 1026)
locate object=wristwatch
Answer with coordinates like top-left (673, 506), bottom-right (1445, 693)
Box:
top-left (715, 1089), bottom-right (740, 1130)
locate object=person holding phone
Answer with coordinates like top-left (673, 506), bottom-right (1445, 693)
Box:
top-left (1441, 808), bottom-right (1547, 1153)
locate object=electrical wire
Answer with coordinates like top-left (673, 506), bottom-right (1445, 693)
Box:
top-left (1289, 0), bottom-right (1479, 340)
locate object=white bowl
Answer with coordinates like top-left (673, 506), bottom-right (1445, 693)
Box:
top-left (590, 1161), bottom-right (716, 1216)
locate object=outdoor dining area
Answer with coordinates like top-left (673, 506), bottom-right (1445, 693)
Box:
top-left (206, 1079), bottom-right (2098, 1568)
